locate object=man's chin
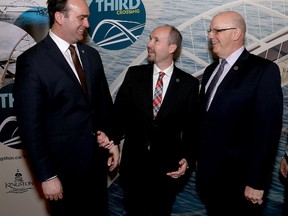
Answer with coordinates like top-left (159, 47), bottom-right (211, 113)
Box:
top-left (147, 56), bottom-right (154, 62)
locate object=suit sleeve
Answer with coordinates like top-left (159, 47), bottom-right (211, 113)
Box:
top-left (182, 76), bottom-right (200, 170)
top-left (111, 69), bottom-right (133, 144)
top-left (13, 52), bottom-right (55, 182)
top-left (246, 61), bottom-right (283, 189)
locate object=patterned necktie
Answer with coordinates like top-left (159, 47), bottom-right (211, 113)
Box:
top-left (205, 59), bottom-right (227, 110)
top-left (153, 72), bottom-right (165, 119)
top-left (69, 45), bottom-right (87, 94)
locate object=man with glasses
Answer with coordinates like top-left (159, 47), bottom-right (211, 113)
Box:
top-left (196, 11), bottom-right (283, 215)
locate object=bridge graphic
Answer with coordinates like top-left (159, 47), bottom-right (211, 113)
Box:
top-left (109, 0), bottom-right (288, 96)
top-left (0, 0), bottom-right (287, 94)
top-left (0, 0), bottom-right (46, 82)
top-left (90, 19), bottom-right (145, 48)
top-left (0, 31), bottom-right (36, 82)
top-left (0, 0), bottom-right (46, 22)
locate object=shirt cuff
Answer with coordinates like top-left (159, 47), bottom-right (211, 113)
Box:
top-left (45, 175), bottom-right (57, 182)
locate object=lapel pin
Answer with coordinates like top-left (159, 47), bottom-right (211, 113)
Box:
top-left (233, 66), bottom-right (239, 70)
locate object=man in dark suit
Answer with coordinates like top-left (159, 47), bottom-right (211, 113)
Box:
top-left (196, 11), bottom-right (283, 215)
top-left (112, 25), bottom-right (199, 216)
top-left (280, 129), bottom-right (288, 215)
top-left (13, 0), bottom-right (119, 215)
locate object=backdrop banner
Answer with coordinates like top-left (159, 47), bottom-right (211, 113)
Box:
top-left (0, 0), bottom-right (287, 215)
top-left (0, 81), bottom-right (49, 216)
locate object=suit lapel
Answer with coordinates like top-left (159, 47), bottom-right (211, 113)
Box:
top-left (156, 67), bottom-right (181, 118)
top-left (200, 62), bottom-right (217, 104)
top-left (143, 66), bottom-right (154, 119)
top-left (210, 49), bottom-right (250, 108)
top-left (77, 43), bottom-right (91, 98)
top-left (43, 36), bottom-right (84, 93)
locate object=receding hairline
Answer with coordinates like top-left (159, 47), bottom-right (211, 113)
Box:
top-left (213, 11), bottom-right (246, 34)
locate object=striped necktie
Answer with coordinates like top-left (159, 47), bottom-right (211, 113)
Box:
top-left (205, 59), bottom-right (227, 110)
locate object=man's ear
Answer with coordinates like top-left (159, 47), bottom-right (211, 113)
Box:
top-left (169, 44), bottom-right (177, 54)
top-left (233, 28), bottom-right (242, 41)
top-left (55, 11), bottom-right (65, 26)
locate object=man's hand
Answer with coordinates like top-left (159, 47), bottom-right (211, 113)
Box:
top-left (166, 158), bottom-right (189, 179)
top-left (96, 131), bottom-right (120, 171)
top-left (42, 177), bottom-right (63, 201)
top-left (97, 131), bottom-right (114, 149)
top-left (108, 145), bottom-right (120, 171)
top-left (280, 156), bottom-right (288, 178)
top-left (244, 186), bottom-right (264, 205)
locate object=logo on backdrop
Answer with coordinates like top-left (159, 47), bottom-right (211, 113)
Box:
top-left (0, 83), bottom-right (22, 149)
top-left (4, 169), bottom-right (34, 194)
top-left (88, 0), bottom-right (146, 50)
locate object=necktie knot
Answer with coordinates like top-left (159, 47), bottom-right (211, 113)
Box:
top-left (68, 44), bottom-right (76, 52)
top-left (219, 59), bottom-right (227, 68)
top-left (158, 71), bottom-right (165, 79)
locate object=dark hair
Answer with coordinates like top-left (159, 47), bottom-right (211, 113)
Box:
top-left (166, 25), bottom-right (182, 61)
top-left (47, 0), bottom-right (69, 27)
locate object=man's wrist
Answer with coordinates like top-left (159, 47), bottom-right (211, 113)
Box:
top-left (45, 175), bottom-right (57, 182)
top-left (283, 153), bottom-right (288, 163)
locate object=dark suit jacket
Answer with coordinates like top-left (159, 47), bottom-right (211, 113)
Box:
top-left (13, 35), bottom-right (113, 184)
top-left (197, 49), bottom-right (283, 192)
top-left (113, 64), bottom-right (199, 182)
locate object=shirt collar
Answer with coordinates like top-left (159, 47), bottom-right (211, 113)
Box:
top-left (225, 46), bottom-right (245, 66)
top-left (49, 29), bottom-right (73, 53)
top-left (153, 61), bottom-right (174, 77)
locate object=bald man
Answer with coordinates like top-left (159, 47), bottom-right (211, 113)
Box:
top-left (196, 11), bottom-right (283, 215)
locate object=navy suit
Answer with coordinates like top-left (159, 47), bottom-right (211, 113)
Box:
top-left (197, 49), bottom-right (283, 215)
top-left (13, 35), bottom-right (113, 215)
top-left (113, 64), bottom-right (199, 215)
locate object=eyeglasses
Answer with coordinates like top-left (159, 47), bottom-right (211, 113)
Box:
top-left (207, 28), bottom-right (236, 34)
